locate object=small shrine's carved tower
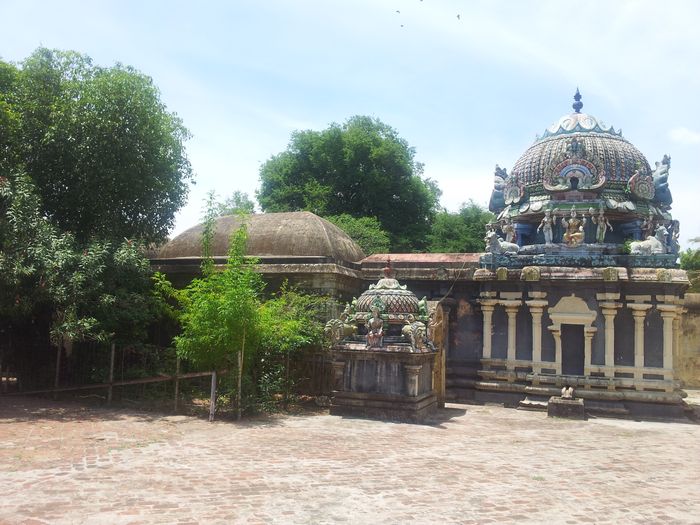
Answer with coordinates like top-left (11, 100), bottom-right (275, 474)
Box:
top-left (326, 261), bottom-right (440, 422)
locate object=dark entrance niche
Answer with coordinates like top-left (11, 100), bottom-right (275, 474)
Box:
top-left (561, 324), bottom-right (585, 376)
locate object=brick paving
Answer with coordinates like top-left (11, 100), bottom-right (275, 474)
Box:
top-left (1, 396), bottom-right (700, 525)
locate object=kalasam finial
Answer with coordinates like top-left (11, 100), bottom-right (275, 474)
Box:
top-left (573, 88), bottom-right (583, 113)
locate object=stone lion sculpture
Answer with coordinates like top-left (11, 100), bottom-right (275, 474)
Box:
top-left (402, 320), bottom-right (427, 352)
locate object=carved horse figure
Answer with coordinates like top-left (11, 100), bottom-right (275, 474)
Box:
top-left (630, 225), bottom-right (668, 255)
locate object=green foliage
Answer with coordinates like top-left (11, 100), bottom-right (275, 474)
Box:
top-left (621, 239), bottom-right (632, 255)
top-left (257, 115), bottom-right (440, 251)
top-left (325, 214), bottom-right (390, 255)
top-left (154, 196), bottom-right (328, 413)
top-left (173, 221), bottom-right (263, 370)
top-left (1, 47), bottom-right (193, 243)
top-left (681, 244), bottom-right (700, 292)
top-left (0, 174), bottom-right (155, 347)
top-left (215, 190), bottom-right (256, 216)
top-left (254, 284), bottom-right (326, 410)
top-left (426, 201), bottom-right (494, 253)
top-left (258, 284), bottom-right (325, 354)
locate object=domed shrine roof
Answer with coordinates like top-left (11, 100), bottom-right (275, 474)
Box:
top-left (490, 90), bottom-right (672, 222)
top-left (352, 260), bottom-right (428, 324)
top-left (157, 211), bottom-right (366, 262)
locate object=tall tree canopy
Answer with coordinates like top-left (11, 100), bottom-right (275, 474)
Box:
top-left (0, 48), bottom-right (193, 243)
top-left (426, 201), bottom-right (494, 253)
top-left (215, 190), bottom-right (256, 216)
top-left (257, 116), bottom-right (440, 252)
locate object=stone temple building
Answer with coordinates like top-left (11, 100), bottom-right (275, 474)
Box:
top-left (153, 92), bottom-right (694, 417)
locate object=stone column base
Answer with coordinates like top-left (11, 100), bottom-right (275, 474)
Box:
top-left (547, 396), bottom-right (586, 420)
top-left (331, 390), bottom-right (437, 423)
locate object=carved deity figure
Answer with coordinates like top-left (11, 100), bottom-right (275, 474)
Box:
top-left (560, 208), bottom-right (586, 247)
top-left (589, 207), bottom-right (613, 244)
top-left (501, 218), bottom-right (516, 244)
top-left (489, 165), bottom-right (508, 212)
top-left (365, 306), bottom-right (384, 349)
top-left (427, 306), bottom-right (444, 350)
top-left (652, 155), bottom-right (672, 206)
top-left (667, 220), bottom-right (681, 255)
top-left (640, 212), bottom-right (655, 240)
top-left (537, 209), bottom-right (555, 244)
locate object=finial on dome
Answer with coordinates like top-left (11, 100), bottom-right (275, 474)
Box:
top-left (383, 257), bottom-right (394, 278)
top-left (572, 88), bottom-right (583, 113)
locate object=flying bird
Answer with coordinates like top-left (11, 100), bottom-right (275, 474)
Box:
top-left (457, 14), bottom-right (461, 20)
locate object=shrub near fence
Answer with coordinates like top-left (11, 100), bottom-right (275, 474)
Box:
top-left (0, 341), bottom-right (334, 419)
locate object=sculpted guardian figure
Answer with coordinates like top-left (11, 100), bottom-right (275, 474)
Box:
top-left (589, 207), bottom-right (613, 244)
top-left (537, 209), bottom-right (555, 244)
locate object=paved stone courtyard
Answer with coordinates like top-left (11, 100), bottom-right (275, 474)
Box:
top-left (2, 396), bottom-right (700, 525)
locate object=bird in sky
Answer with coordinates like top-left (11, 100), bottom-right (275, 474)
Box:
top-left (457, 14), bottom-right (461, 20)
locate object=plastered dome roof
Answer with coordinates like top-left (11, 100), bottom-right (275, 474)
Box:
top-left (512, 113), bottom-right (650, 190)
top-left (490, 90), bottom-right (672, 220)
top-left (158, 211), bottom-right (366, 262)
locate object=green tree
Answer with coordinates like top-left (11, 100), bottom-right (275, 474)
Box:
top-left (257, 115), bottom-right (440, 251)
top-left (0, 174), bottom-right (156, 385)
top-left (681, 238), bottom-right (700, 292)
top-left (325, 214), bottom-right (390, 255)
top-left (1, 48), bottom-right (193, 243)
top-left (216, 190), bottom-right (256, 216)
top-left (256, 285), bottom-right (326, 409)
top-left (173, 225), bottom-right (263, 370)
top-left (426, 201), bottom-right (494, 253)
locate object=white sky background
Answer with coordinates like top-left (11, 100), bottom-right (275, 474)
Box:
top-left (1, 0), bottom-right (699, 248)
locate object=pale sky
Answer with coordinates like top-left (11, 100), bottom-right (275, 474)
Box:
top-left (2, 0), bottom-right (699, 247)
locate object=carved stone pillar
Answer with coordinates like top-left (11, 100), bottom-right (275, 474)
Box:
top-left (583, 327), bottom-right (598, 378)
top-left (628, 304), bottom-right (652, 380)
top-left (480, 299), bottom-right (498, 359)
top-left (433, 301), bottom-right (453, 408)
top-left (674, 307), bottom-right (686, 371)
top-left (501, 300), bottom-right (521, 367)
top-left (331, 361), bottom-right (346, 391)
top-left (548, 326), bottom-right (562, 375)
top-left (405, 364), bottom-right (422, 397)
top-left (657, 304), bottom-right (680, 374)
top-left (599, 302), bottom-right (621, 377)
top-left (525, 299), bottom-right (548, 371)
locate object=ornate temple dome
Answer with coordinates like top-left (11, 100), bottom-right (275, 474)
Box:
top-left (158, 211), bottom-right (366, 262)
top-left (490, 90), bottom-right (671, 221)
top-left (353, 262), bottom-right (426, 322)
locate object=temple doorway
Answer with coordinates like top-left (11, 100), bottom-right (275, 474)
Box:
top-left (561, 324), bottom-right (585, 375)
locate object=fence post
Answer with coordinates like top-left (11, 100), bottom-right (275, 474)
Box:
top-left (173, 357), bottom-right (180, 412)
top-left (53, 343), bottom-right (62, 400)
top-left (208, 370), bottom-right (217, 422)
top-left (107, 342), bottom-right (116, 404)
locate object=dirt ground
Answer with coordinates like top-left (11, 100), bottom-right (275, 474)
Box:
top-left (1, 395), bottom-right (700, 524)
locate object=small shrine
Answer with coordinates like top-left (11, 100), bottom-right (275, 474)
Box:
top-left (325, 261), bottom-right (439, 422)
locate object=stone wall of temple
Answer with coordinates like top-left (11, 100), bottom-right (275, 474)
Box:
top-left (680, 293), bottom-right (700, 387)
